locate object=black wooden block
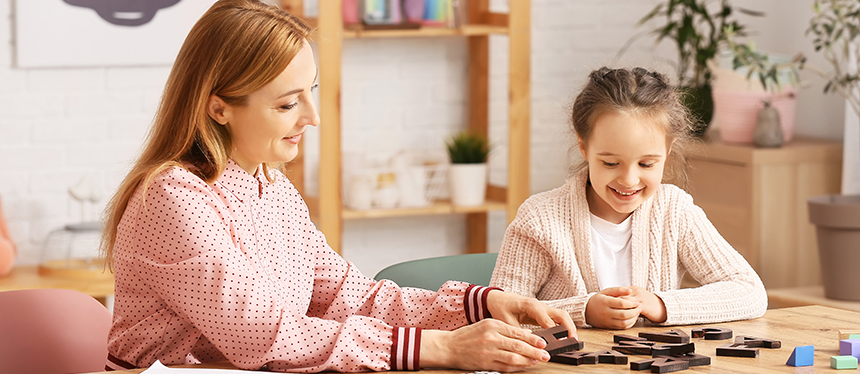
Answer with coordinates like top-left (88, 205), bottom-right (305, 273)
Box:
top-left (551, 350), bottom-right (596, 366)
top-left (673, 352), bottom-right (711, 367)
top-left (630, 357), bottom-right (689, 373)
top-left (691, 327), bottom-right (733, 340)
top-left (585, 350), bottom-right (628, 365)
top-left (532, 325), bottom-right (583, 356)
top-left (613, 340), bottom-right (669, 356)
top-left (614, 334), bottom-right (647, 343)
top-left (639, 328), bottom-right (691, 344)
top-left (666, 342), bottom-right (695, 356)
top-left (716, 343), bottom-right (760, 358)
top-left (734, 335), bottom-right (781, 349)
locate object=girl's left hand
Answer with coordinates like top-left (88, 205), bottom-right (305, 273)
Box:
top-left (485, 290), bottom-right (578, 339)
top-left (622, 286), bottom-right (667, 323)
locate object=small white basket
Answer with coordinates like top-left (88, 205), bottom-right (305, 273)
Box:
top-left (343, 151), bottom-right (449, 210)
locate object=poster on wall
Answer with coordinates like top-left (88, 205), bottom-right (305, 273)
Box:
top-left (16, 0), bottom-right (218, 68)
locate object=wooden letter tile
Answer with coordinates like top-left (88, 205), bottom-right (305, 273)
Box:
top-left (584, 350), bottom-right (628, 365)
top-left (716, 343), bottom-right (760, 358)
top-left (691, 327), bottom-right (733, 340)
top-left (551, 350), bottom-right (596, 366)
top-left (639, 328), bottom-right (691, 344)
top-left (532, 325), bottom-right (583, 356)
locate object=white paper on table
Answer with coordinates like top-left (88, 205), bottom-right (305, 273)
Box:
top-left (141, 360), bottom-right (250, 374)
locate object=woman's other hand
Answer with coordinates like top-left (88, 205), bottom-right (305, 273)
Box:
top-left (420, 319), bottom-right (549, 372)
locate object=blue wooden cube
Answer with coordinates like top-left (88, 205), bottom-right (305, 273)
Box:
top-left (787, 345), bottom-right (814, 367)
top-left (840, 339), bottom-right (860, 360)
top-left (831, 355), bottom-right (858, 370)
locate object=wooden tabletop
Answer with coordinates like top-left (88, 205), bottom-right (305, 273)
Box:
top-left (0, 265), bottom-right (114, 301)
top-left (88, 305), bottom-right (860, 373)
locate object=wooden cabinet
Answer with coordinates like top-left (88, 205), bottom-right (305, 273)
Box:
top-left (686, 135), bottom-right (842, 289)
top-left (280, 0), bottom-right (531, 254)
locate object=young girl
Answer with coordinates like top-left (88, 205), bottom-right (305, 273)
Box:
top-left (101, 1), bottom-right (574, 372)
top-left (490, 67), bottom-right (767, 329)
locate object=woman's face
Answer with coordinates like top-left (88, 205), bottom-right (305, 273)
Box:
top-left (579, 111), bottom-right (669, 223)
top-left (217, 41), bottom-right (319, 175)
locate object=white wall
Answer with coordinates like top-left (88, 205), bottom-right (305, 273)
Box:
top-left (0, 0), bottom-right (844, 278)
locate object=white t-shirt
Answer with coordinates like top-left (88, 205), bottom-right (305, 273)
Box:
top-left (590, 213), bottom-right (633, 290)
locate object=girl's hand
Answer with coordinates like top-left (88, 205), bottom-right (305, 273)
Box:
top-left (485, 290), bottom-right (577, 339)
top-left (420, 319), bottom-right (550, 372)
top-left (625, 285), bottom-right (667, 323)
top-left (584, 287), bottom-right (642, 329)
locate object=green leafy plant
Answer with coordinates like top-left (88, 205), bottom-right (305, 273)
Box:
top-left (724, 26), bottom-right (806, 93)
top-left (445, 131), bottom-right (490, 164)
top-left (622, 0), bottom-right (762, 134)
top-left (807, 0), bottom-right (860, 117)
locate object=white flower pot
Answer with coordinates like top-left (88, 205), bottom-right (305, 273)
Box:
top-left (448, 163), bottom-right (487, 207)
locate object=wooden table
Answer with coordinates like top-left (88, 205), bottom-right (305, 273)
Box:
top-left (0, 265), bottom-right (114, 304)
top-left (88, 305), bottom-right (860, 373)
top-left (768, 286), bottom-right (860, 312)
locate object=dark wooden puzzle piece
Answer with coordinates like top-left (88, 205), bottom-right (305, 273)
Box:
top-left (614, 334), bottom-right (647, 343)
top-left (716, 343), bottom-right (760, 358)
top-left (734, 335), bottom-right (781, 348)
top-left (691, 327), bottom-right (733, 340)
top-left (584, 350), bottom-right (628, 364)
top-left (550, 350), bottom-right (596, 366)
top-left (532, 325), bottom-right (583, 356)
top-left (672, 352), bottom-right (711, 367)
top-left (613, 340), bottom-right (670, 356)
top-left (639, 328), bottom-right (691, 344)
top-left (664, 342), bottom-right (695, 356)
top-left (630, 356), bottom-right (690, 373)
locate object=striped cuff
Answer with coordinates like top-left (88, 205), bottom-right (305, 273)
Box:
top-left (464, 285), bottom-right (502, 324)
top-left (105, 354), bottom-right (136, 371)
top-left (391, 326), bottom-right (422, 371)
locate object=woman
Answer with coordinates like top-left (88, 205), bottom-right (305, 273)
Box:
top-left (101, 1), bottom-right (575, 372)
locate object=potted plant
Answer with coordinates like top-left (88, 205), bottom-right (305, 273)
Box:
top-left (445, 131), bottom-right (490, 207)
top-left (805, 0), bottom-right (860, 301)
top-left (629, 0), bottom-right (762, 136)
top-left (712, 26), bottom-right (805, 145)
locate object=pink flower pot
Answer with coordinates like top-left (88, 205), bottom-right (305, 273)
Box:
top-left (712, 88), bottom-right (797, 144)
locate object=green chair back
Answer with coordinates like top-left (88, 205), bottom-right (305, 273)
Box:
top-left (373, 253), bottom-right (499, 290)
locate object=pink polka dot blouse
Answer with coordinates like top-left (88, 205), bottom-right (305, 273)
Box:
top-left (106, 160), bottom-right (495, 372)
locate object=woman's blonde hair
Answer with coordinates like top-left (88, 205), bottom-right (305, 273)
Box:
top-left (570, 67), bottom-right (696, 187)
top-left (101, 0), bottom-right (311, 267)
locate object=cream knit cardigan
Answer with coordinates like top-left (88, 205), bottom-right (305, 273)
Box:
top-left (489, 171), bottom-right (767, 327)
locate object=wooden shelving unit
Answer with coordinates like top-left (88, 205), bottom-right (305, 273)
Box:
top-left (280, 0), bottom-right (531, 254)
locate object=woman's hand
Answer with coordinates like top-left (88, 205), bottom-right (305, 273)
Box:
top-left (420, 319), bottom-right (550, 372)
top-left (584, 287), bottom-right (642, 329)
top-left (485, 290), bottom-right (577, 339)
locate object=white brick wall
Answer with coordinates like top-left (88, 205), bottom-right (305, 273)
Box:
top-left (0, 0), bottom-right (844, 278)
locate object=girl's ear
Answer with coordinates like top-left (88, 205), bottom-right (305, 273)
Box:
top-left (577, 136), bottom-right (588, 161)
top-left (207, 94), bottom-right (230, 125)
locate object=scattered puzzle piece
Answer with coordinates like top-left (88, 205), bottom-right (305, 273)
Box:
top-left (532, 325), bottom-right (583, 356)
top-left (613, 340), bottom-right (669, 356)
top-left (639, 329), bottom-right (691, 344)
top-left (584, 350), bottom-right (628, 365)
top-left (614, 334), bottom-right (647, 343)
top-left (716, 343), bottom-right (760, 358)
top-left (734, 335), bottom-right (781, 349)
top-left (630, 356), bottom-right (690, 373)
top-left (840, 339), bottom-right (860, 360)
top-left (673, 352), bottom-right (711, 367)
top-left (832, 355), bottom-right (859, 369)
top-left (550, 351), bottom-right (595, 366)
top-left (665, 342), bottom-right (695, 356)
top-left (786, 345), bottom-right (814, 367)
top-left (691, 327), bottom-right (732, 340)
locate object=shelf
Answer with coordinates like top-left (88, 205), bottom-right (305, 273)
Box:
top-left (342, 197), bottom-right (507, 220)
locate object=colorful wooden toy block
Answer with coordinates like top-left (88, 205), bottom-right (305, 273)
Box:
top-left (532, 325), bottom-right (583, 356)
top-left (639, 329), bottom-right (691, 344)
top-left (839, 339), bottom-right (860, 360)
top-left (691, 327), bottom-right (733, 340)
top-left (786, 345), bottom-right (814, 367)
top-left (831, 355), bottom-right (858, 370)
top-left (837, 330), bottom-right (860, 350)
top-left (851, 334), bottom-right (860, 340)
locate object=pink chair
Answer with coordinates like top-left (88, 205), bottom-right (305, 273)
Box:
top-left (0, 288), bottom-right (112, 374)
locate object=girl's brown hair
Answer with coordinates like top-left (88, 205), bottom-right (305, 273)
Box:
top-left (570, 67), bottom-right (695, 187)
top-left (100, 0), bottom-right (311, 268)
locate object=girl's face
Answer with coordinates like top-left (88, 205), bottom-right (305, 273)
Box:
top-left (579, 111), bottom-right (669, 223)
top-left (210, 41), bottom-right (320, 175)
